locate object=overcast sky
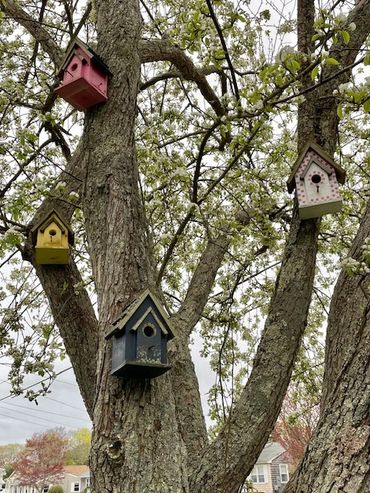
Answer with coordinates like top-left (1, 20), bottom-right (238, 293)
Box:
top-left (0, 338), bottom-right (214, 445)
top-left (0, 358), bottom-right (92, 445)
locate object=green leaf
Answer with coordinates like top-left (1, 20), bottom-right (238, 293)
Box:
top-left (364, 98), bottom-right (370, 113)
top-left (311, 66), bottom-right (319, 80)
top-left (341, 30), bottom-right (350, 44)
top-left (337, 103), bottom-right (343, 119)
top-left (364, 53), bottom-right (370, 66)
top-left (326, 57), bottom-right (339, 66)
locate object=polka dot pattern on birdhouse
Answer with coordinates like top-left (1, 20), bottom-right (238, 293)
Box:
top-left (287, 142), bottom-right (346, 220)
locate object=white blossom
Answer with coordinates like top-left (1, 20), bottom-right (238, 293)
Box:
top-left (55, 181), bottom-right (67, 192)
top-left (338, 82), bottom-right (351, 94)
top-left (253, 100), bottom-right (264, 110)
top-left (341, 257), bottom-right (359, 272)
top-left (336, 13), bottom-right (346, 23)
top-left (173, 168), bottom-right (188, 179)
top-left (348, 22), bottom-right (356, 32)
top-left (3, 227), bottom-right (25, 242)
top-left (68, 191), bottom-right (79, 202)
top-left (276, 45), bottom-right (295, 63)
top-left (332, 89), bottom-right (339, 96)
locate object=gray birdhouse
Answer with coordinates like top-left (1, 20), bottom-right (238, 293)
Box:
top-left (287, 142), bottom-right (346, 220)
top-left (105, 289), bottom-right (175, 379)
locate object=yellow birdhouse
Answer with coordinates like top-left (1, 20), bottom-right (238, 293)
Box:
top-left (31, 209), bottom-right (74, 265)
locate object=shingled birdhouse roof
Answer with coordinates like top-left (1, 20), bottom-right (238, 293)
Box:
top-left (287, 142), bottom-right (346, 193)
top-left (106, 289), bottom-right (175, 340)
top-left (57, 37), bottom-right (112, 78)
top-left (31, 208), bottom-right (74, 246)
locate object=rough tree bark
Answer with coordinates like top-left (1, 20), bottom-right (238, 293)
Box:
top-left (1, 0), bottom-right (369, 492)
top-left (284, 1), bottom-right (370, 491)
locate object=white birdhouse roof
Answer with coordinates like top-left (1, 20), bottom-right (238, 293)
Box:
top-left (287, 142), bottom-right (346, 193)
top-left (106, 289), bottom-right (175, 340)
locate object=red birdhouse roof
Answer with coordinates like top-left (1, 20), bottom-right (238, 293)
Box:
top-left (287, 142), bottom-right (346, 193)
top-left (57, 38), bottom-right (112, 79)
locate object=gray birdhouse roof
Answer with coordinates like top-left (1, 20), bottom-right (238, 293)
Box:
top-left (31, 208), bottom-right (74, 246)
top-left (106, 289), bottom-right (175, 340)
top-left (287, 142), bottom-right (346, 193)
top-left (57, 38), bottom-right (112, 78)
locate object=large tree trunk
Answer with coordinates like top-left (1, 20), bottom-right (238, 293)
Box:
top-left (80, 1), bottom-right (190, 491)
top-left (2, 0), bottom-right (369, 491)
top-left (285, 204), bottom-right (370, 493)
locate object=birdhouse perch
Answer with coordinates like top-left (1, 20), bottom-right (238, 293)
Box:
top-left (287, 142), bottom-right (346, 220)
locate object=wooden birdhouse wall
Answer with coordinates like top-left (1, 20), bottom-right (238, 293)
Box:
top-left (108, 290), bottom-right (174, 378)
top-left (136, 317), bottom-right (163, 363)
top-left (295, 150), bottom-right (342, 219)
top-left (32, 210), bottom-right (74, 265)
top-left (36, 220), bottom-right (68, 249)
top-left (60, 47), bottom-right (108, 97)
top-left (55, 43), bottom-right (110, 111)
top-left (111, 332), bottom-right (127, 373)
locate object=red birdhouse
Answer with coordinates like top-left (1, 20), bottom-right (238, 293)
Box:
top-left (55, 39), bottom-right (112, 111)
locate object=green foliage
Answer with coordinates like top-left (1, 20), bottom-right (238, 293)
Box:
top-left (0, 0), bottom-right (369, 432)
top-left (48, 486), bottom-right (64, 493)
top-left (65, 428), bottom-right (91, 466)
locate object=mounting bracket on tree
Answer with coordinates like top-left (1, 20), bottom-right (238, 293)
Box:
top-left (105, 289), bottom-right (175, 379)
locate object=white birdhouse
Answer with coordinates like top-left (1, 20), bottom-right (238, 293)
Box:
top-left (287, 142), bottom-right (346, 219)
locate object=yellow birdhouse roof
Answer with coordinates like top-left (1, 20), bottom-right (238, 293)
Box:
top-left (31, 208), bottom-right (74, 246)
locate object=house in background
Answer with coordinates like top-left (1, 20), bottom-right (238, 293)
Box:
top-left (61, 465), bottom-right (90, 493)
top-left (4, 465), bottom-right (90, 493)
top-left (248, 442), bottom-right (291, 493)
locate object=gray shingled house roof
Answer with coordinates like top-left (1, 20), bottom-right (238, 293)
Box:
top-left (256, 442), bottom-right (286, 463)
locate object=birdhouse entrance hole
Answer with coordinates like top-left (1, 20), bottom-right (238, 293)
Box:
top-left (143, 325), bottom-right (155, 337)
top-left (311, 174), bottom-right (321, 184)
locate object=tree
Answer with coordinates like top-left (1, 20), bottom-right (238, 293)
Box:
top-left (272, 386), bottom-right (320, 467)
top-left (0, 444), bottom-right (24, 478)
top-left (11, 430), bottom-right (68, 493)
top-left (0, 1), bottom-right (369, 492)
top-left (65, 428), bottom-right (91, 466)
top-left (48, 486), bottom-right (64, 493)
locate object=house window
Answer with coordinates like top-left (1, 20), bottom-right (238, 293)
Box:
top-left (72, 483), bottom-right (80, 492)
top-left (279, 464), bottom-right (289, 483)
top-left (250, 465), bottom-right (267, 484)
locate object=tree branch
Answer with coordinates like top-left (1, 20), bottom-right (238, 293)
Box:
top-left (171, 233), bottom-right (230, 336)
top-left (205, 0), bottom-right (240, 101)
top-left (22, 146), bottom-right (99, 419)
top-left (189, 209), bottom-right (320, 493)
top-left (139, 39), bottom-right (226, 117)
top-left (34, 261), bottom-right (99, 419)
top-left (0, 0), bottom-right (63, 67)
